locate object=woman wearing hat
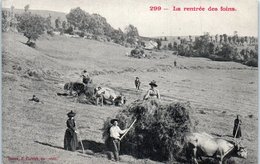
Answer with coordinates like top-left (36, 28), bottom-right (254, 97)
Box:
top-left (64, 110), bottom-right (78, 151)
top-left (143, 80), bottom-right (161, 100)
top-left (109, 119), bottom-right (128, 161)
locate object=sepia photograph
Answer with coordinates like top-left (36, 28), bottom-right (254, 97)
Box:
top-left (1, 0), bottom-right (258, 163)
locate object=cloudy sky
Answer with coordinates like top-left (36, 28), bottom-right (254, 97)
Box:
top-left (2, 0), bottom-right (258, 37)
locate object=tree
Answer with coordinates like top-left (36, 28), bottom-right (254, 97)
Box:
top-left (24, 4), bottom-right (30, 12)
top-left (66, 7), bottom-right (87, 29)
top-left (16, 12), bottom-right (45, 46)
top-left (45, 14), bottom-right (52, 30)
top-left (228, 36), bottom-right (232, 44)
top-left (125, 24), bottom-right (139, 45)
top-left (62, 21), bottom-right (67, 30)
top-left (125, 24), bottom-right (139, 38)
top-left (219, 35), bottom-right (223, 43)
top-left (244, 36), bottom-right (248, 44)
top-left (55, 17), bottom-right (61, 30)
top-left (223, 34), bottom-right (228, 43)
top-left (189, 35), bottom-right (192, 42)
top-left (215, 34), bottom-right (218, 43)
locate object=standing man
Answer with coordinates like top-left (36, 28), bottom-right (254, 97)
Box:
top-left (109, 119), bottom-right (128, 161)
top-left (174, 60), bottom-right (177, 67)
top-left (64, 110), bottom-right (78, 151)
top-left (233, 115), bottom-right (242, 138)
top-left (135, 77), bottom-right (141, 90)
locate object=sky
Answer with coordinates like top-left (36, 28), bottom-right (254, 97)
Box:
top-left (2, 0), bottom-right (258, 37)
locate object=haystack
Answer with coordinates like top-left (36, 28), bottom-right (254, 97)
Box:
top-left (77, 82), bottom-right (97, 105)
top-left (102, 99), bottom-right (193, 162)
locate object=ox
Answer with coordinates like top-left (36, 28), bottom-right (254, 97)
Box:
top-left (64, 82), bottom-right (86, 96)
top-left (184, 132), bottom-right (247, 164)
top-left (94, 87), bottom-right (126, 106)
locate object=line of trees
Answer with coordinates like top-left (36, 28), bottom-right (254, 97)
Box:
top-left (2, 6), bottom-right (141, 48)
top-left (161, 32), bottom-right (258, 67)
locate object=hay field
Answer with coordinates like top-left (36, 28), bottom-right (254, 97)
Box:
top-left (2, 32), bottom-right (258, 163)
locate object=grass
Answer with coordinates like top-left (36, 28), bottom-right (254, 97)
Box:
top-left (2, 32), bottom-right (258, 164)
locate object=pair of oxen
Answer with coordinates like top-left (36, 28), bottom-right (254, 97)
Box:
top-left (64, 82), bottom-right (125, 106)
top-left (184, 132), bottom-right (247, 164)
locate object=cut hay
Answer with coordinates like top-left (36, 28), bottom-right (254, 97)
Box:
top-left (77, 82), bottom-right (97, 105)
top-left (102, 99), bottom-right (193, 162)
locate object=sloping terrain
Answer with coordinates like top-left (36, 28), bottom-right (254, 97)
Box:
top-left (2, 32), bottom-right (258, 163)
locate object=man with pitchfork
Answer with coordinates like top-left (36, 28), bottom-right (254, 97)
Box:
top-left (109, 119), bottom-right (134, 162)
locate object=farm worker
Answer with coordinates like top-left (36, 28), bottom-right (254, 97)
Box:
top-left (80, 70), bottom-right (90, 85)
top-left (29, 95), bottom-right (40, 102)
top-left (233, 115), bottom-right (242, 138)
top-left (94, 86), bottom-right (104, 106)
top-left (64, 110), bottom-right (78, 151)
top-left (143, 80), bottom-right (160, 100)
top-left (135, 77), bottom-right (141, 90)
top-left (109, 119), bottom-right (129, 161)
top-left (174, 60), bottom-right (177, 67)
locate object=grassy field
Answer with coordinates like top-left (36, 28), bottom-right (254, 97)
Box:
top-left (2, 32), bottom-right (258, 164)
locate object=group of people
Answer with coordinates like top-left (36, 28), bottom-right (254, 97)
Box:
top-left (135, 77), bottom-right (160, 100)
top-left (63, 70), bottom-right (242, 162)
top-left (63, 111), bottom-right (128, 162)
top-left (64, 111), bottom-right (243, 162)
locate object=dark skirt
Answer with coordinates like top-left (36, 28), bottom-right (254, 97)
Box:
top-left (233, 125), bottom-right (242, 138)
top-left (64, 129), bottom-right (78, 151)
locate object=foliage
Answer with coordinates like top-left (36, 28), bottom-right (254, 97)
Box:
top-left (66, 7), bottom-right (87, 29)
top-left (16, 12), bottom-right (46, 44)
top-left (2, 10), bottom-right (10, 32)
top-left (55, 17), bottom-right (61, 29)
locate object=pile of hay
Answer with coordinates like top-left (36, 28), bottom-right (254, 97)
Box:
top-left (102, 99), bottom-right (193, 162)
top-left (77, 82), bottom-right (97, 105)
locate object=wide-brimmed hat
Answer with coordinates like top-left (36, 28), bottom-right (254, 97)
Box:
top-left (110, 118), bottom-right (119, 124)
top-left (67, 110), bottom-right (76, 117)
top-left (136, 77), bottom-right (139, 79)
top-left (149, 80), bottom-right (157, 87)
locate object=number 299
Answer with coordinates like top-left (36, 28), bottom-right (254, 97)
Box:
top-left (150, 6), bottom-right (161, 11)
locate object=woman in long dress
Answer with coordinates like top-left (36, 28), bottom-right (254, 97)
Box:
top-left (233, 115), bottom-right (242, 138)
top-left (64, 110), bottom-right (78, 151)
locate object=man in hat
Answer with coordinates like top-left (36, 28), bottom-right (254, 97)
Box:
top-left (134, 77), bottom-right (141, 90)
top-left (64, 110), bottom-right (78, 151)
top-left (143, 80), bottom-right (160, 100)
top-left (109, 119), bottom-right (129, 161)
top-left (233, 115), bottom-right (242, 138)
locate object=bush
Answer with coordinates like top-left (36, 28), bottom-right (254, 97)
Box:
top-left (47, 30), bottom-right (54, 36)
top-left (16, 13), bottom-right (45, 43)
top-left (245, 59), bottom-right (258, 67)
top-left (102, 99), bottom-right (193, 162)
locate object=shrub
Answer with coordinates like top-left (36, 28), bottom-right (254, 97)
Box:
top-left (102, 99), bottom-right (193, 162)
top-left (16, 13), bottom-right (45, 44)
top-left (245, 59), bottom-right (258, 67)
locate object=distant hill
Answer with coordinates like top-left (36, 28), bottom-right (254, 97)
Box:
top-left (3, 8), bottom-right (67, 26)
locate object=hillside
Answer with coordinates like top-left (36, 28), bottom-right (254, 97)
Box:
top-left (2, 32), bottom-right (258, 163)
top-left (3, 8), bottom-right (67, 27)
